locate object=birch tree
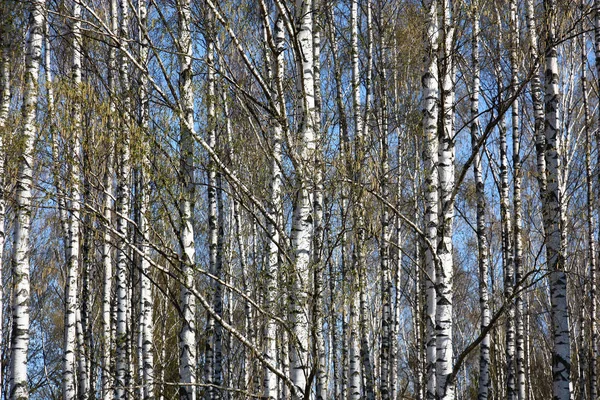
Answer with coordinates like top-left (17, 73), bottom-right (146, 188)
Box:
top-left (348, 1), bottom-right (363, 398)
top-left (470, 3), bottom-right (491, 398)
top-left (204, 9), bottom-right (218, 399)
top-left (289, 0), bottom-right (317, 396)
top-left (262, 8), bottom-right (284, 400)
top-left (177, 0), bottom-right (197, 397)
top-left (436, 0), bottom-right (455, 397)
top-left (137, 0), bottom-right (154, 397)
top-left (1, 1), bottom-right (598, 399)
top-left (509, 1), bottom-right (526, 398)
top-left (114, 0), bottom-right (133, 396)
top-left (543, 0), bottom-right (572, 398)
top-left (63, 0), bottom-right (83, 397)
top-left (10, 0), bottom-right (45, 398)
top-left (500, 4), bottom-right (516, 400)
top-left (0, 11), bottom-right (10, 396)
top-left (422, 1), bottom-right (439, 398)
top-left (591, 0), bottom-right (600, 395)
top-left (101, 0), bottom-right (118, 397)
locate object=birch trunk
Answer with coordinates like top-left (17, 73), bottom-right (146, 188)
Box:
top-left (138, 0), bottom-right (154, 396)
top-left (63, 0), bottom-right (83, 397)
top-left (10, 0), bottom-right (44, 397)
top-left (543, 1), bottom-right (572, 398)
top-left (260, 11), bottom-right (284, 400)
top-left (204, 11), bottom-right (223, 399)
top-left (358, 4), bottom-right (376, 399)
top-left (436, 0), bottom-right (455, 398)
top-left (115, 0), bottom-right (132, 396)
top-left (391, 39), bottom-right (403, 400)
top-left (525, 0), bottom-right (546, 194)
top-left (177, 0), bottom-right (197, 397)
top-left (101, 1), bottom-right (117, 398)
top-left (290, 0), bottom-right (316, 396)
top-left (591, 0), bottom-right (600, 397)
top-left (379, 24), bottom-right (392, 400)
top-left (0, 8), bottom-right (9, 399)
top-left (202, 14), bottom-right (216, 399)
top-left (348, 1), bottom-right (362, 398)
top-left (470, 6), bottom-right (491, 399)
top-left (214, 170), bottom-right (225, 399)
top-left (326, 4), bottom-right (349, 397)
top-left (510, 1), bottom-right (526, 398)
top-left (499, 6), bottom-right (516, 400)
top-left (312, 11), bottom-right (328, 399)
top-left (224, 98), bottom-right (251, 392)
top-left (422, 0), bottom-right (439, 397)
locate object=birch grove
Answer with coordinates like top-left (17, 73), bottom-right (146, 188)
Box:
top-left (3, 0), bottom-right (600, 399)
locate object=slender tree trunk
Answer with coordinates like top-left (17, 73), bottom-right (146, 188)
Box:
top-left (312, 8), bottom-right (328, 399)
top-left (203, 10), bottom-right (216, 399)
top-left (101, 1), bottom-right (117, 398)
top-left (422, 1), bottom-right (439, 398)
top-left (204, 12), bottom-right (223, 399)
top-left (510, 2), bottom-right (526, 398)
top-left (543, 1), bottom-right (572, 399)
top-left (138, 0), bottom-right (154, 397)
top-left (64, 0), bottom-right (83, 397)
top-left (525, 0), bottom-right (546, 193)
top-left (358, 4), bottom-right (376, 400)
top-left (326, 4), bottom-right (348, 398)
top-left (214, 170), bottom-right (225, 400)
top-left (0, 16), bottom-right (8, 400)
top-left (289, 0), bottom-right (316, 396)
top-left (261, 10), bottom-right (284, 400)
top-left (10, 0), bottom-right (44, 397)
top-left (391, 40), bottom-right (404, 400)
top-left (348, 1), bottom-right (362, 398)
top-left (115, 0), bottom-right (132, 396)
top-left (471, 5), bottom-right (491, 399)
top-left (379, 20), bottom-right (392, 399)
top-left (436, 0), bottom-right (455, 398)
top-left (177, 0), bottom-right (197, 397)
top-left (591, 1), bottom-right (600, 398)
top-left (498, 5), bottom-right (516, 400)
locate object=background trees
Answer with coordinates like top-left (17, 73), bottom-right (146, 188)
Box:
top-left (0, 0), bottom-right (599, 399)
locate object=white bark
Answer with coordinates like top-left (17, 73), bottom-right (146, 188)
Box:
top-left (115, 0), bottom-right (133, 397)
top-left (525, 0), bottom-right (546, 194)
top-left (543, 1), bottom-right (572, 398)
top-left (510, 2), bottom-right (525, 398)
top-left (177, 0), bottom-right (197, 397)
top-left (138, 0), bottom-right (154, 397)
top-left (290, 0), bottom-right (316, 396)
top-left (436, 0), bottom-right (455, 398)
top-left (101, 1), bottom-right (117, 398)
top-left (591, 0), bottom-right (600, 397)
top-left (379, 29), bottom-right (392, 400)
top-left (10, 0), bottom-right (44, 397)
top-left (348, 1), bottom-right (362, 398)
top-left (326, 3), bottom-right (348, 398)
top-left (63, 0), bottom-right (83, 398)
top-left (470, 6), bottom-right (491, 399)
top-left (214, 171), bottom-right (225, 398)
top-left (203, 12), bottom-right (216, 397)
top-left (499, 17), bottom-right (516, 400)
top-left (76, 308), bottom-right (88, 400)
top-left (422, 1), bottom-right (439, 398)
top-left (358, 4), bottom-right (376, 399)
top-left (391, 39), bottom-right (402, 400)
top-left (0, 10), bottom-right (9, 399)
top-left (262, 9), bottom-right (284, 400)
top-left (312, 11), bottom-right (327, 400)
